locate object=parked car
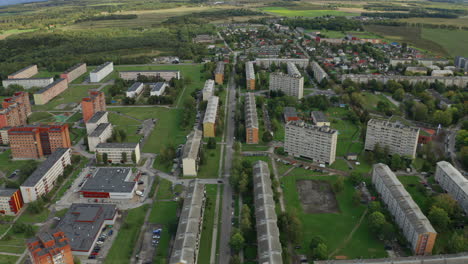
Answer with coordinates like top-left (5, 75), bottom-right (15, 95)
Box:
top-left (108, 230), bottom-right (113, 236)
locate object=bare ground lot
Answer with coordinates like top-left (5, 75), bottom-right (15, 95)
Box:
top-left (296, 180), bottom-right (339, 214)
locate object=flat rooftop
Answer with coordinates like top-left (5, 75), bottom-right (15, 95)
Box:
top-left (9, 65), bottom-right (36, 76)
top-left (127, 82), bottom-right (143, 92)
top-left (91, 62), bottom-right (112, 73)
top-left (80, 167), bottom-right (136, 194)
top-left (36, 78), bottom-right (66, 94)
top-left (149, 82), bottom-right (166, 92)
top-left (96, 142), bottom-right (138, 149)
top-left (89, 123), bottom-right (112, 137)
top-left (88, 111), bottom-right (107, 124)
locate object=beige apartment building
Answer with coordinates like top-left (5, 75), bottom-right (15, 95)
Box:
top-left (203, 96), bottom-right (219, 138)
top-left (95, 142), bottom-right (140, 164)
top-left (435, 161), bottom-right (468, 214)
top-left (182, 129), bottom-right (202, 176)
top-left (269, 62), bottom-right (304, 99)
top-left (245, 93), bottom-right (259, 144)
top-left (246, 61), bottom-right (255, 90)
top-left (202, 79), bottom-right (214, 101)
top-left (85, 111), bottom-right (108, 134)
top-left (310, 61), bottom-right (328, 83)
top-left (372, 164), bottom-right (437, 255)
top-left (8, 65), bottom-right (38, 79)
top-left (87, 123), bottom-right (113, 152)
top-left (364, 119), bottom-right (419, 158)
top-left (285, 121), bottom-right (337, 164)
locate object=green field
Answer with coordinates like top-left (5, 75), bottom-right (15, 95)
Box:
top-left (198, 147), bottom-right (222, 179)
top-left (197, 185), bottom-right (218, 264)
top-left (0, 150), bottom-right (34, 175)
top-left (281, 175), bottom-right (387, 259)
top-left (259, 7), bottom-right (357, 17)
top-left (28, 111), bottom-right (56, 123)
top-left (32, 85), bottom-right (100, 111)
top-left (361, 92), bottom-right (399, 113)
top-left (0, 254), bottom-right (18, 264)
top-left (327, 107), bottom-right (361, 157)
top-left (149, 201), bottom-right (178, 264)
top-left (422, 28), bottom-right (468, 57)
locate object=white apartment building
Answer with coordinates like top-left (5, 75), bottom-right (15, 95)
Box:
top-left (119, 70), bottom-right (180, 81)
top-left (202, 79), bottom-right (215, 101)
top-left (285, 121), bottom-right (337, 164)
top-left (90, 62), bottom-right (113, 83)
top-left (87, 123), bottom-right (113, 152)
top-left (2, 78), bottom-right (54, 89)
top-left (269, 62), bottom-right (304, 99)
top-left (435, 161), bottom-right (468, 214)
top-left (255, 58), bottom-right (309, 69)
top-left (372, 164), bottom-right (437, 255)
top-left (85, 111), bottom-right (108, 134)
top-left (310, 61), bottom-right (328, 83)
top-left (364, 119), bottom-right (419, 158)
top-left (182, 129), bottom-right (202, 176)
top-left (126, 82), bottom-right (144, 98)
top-left (95, 142), bottom-right (140, 164)
top-left (149, 82), bottom-right (168, 96)
top-left (20, 148), bottom-right (72, 203)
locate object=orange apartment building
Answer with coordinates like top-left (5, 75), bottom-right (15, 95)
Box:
top-left (0, 92), bottom-right (32, 129)
top-left (81, 90), bottom-right (106, 123)
top-left (214, 62), bottom-right (224, 85)
top-left (0, 188), bottom-right (24, 215)
top-left (245, 93), bottom-right (259, 144)
top-left (246, 61), bottom-right (256, 90)
top-left (27, 231), bottom-right (74, 264)
top-left (8, 124), bottom-right (71, 159)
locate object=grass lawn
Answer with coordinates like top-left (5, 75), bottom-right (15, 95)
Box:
top-left (28, 111), bottom-right (55, 123)
top-left (32, 85), bottom-right (100, 111)
top-left (0, 254), bottom-right (18, 264)
top-left (0, 150), bottom-right (34, 176)
top-left (66, 112), bottom-right (82, 123)
top-left (105, 205), bottom-right (148, 264)
top-left (16, 208), bottom-right (49, 224)
top-left (397, 175), bottom-right (431, 213)
top-left (197, 185), bottom-right (218, 264)
top-left (0, 227), bottom-right (39, 254)
top-left (259, 7), bottom-right (356, 17)
top-left (273, 119), bottom-right (284, 142)
top-left (281, 175), bottom-right (387, 259)
top-left (330, 158), bottom-right (351, 171)
top-left (327, 108), bottom-right (360, 157)
top-left (241, 144), bottom-right (270, 152)
top-left (53, 157), bottom-right (88, 202)
top-left (149, 201), bottom-right (178, 264)
top-left (108, 112), bottom-right (142, 144)
top-left (361, 92), bottom-right (399, 113)
top-left (155, 178), bottom-right (173, 200)
top-left (198, 146), bottom-right (221, 179)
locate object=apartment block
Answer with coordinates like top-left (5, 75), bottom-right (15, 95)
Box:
top-left (33, 78), bottom-right (68, 105)
top-left (255, 58), bottom-right (309, 69)
top-left (149, 82), bottom-right (168, 96)
top-left (252, 161), bottom-right (283, 264)
top-left (119, 70), bottom-right (180, 81)
top-left (202, 79), bottom-right (215, 101)
top-left (269, 62), bottom-right (304, 99)
top-left (364, 119), bottom-right (419, 158)
top-left (310, 61), bottom-right (328, 83)
top-left (0, 188), bottom-right (24, 215)
top-left (60, 63), bottom-right (87, 83)
top-left (246, 61), bottom-right (255, 90)
top-left (0, 127), bottom-right (9, 145)
top-left (245, 93), bottom-right (259, 144)
top-left (126, 82), bottom-right (144, 98)
top-left (8, 65), bottom-right (38, 79)
top-left (435, 161), bottom-right (468, 214)
top-left (87, 123), bottom-right (113, 152)
top-left (455, 56), bottom-right (468, 70)
top-left (214, 62), bottom-right (224, 85)
top-left (182, 129), bottom-right (202, 176)
top-left (341, 74), bottom-right (468, 88)
top-left (416, 58), bottom-right (449, 67)
top-left (85, 111), bottom-right (108, 134)
top-left (81, 90), bottom-right (106, 123)
top-left (8, 124), bottom-right (71, 160)
top-left (2, 78), bottom-right (54, 89)
top-left (27, 231), bottom-right (74, 264)
top-left (95, 142), bottom-right (140, 164)
top-left (0, 91), bottom-right (31, 129)
top-left (90, 62), bottom-right (113, 83)
top-left (169, 180), bottom-right (206, 264)
top-left (285, 121), bottom-right (337, 164)
top-left (372, 164), bottom-right (437, 255)
top-left (20, 148), bottom-right (72, 203)
top-left (203, 96), bottom-right (219, 138)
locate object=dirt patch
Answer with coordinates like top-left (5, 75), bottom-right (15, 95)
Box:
top-left (296, 180), bottom-right (340, 214)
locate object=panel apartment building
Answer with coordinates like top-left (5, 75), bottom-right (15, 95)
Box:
top-left (255, 58), bottom-right (309, 69)
top-left (269, 62), bottom-right (304, 99)
top-left (81, 90), bottom-right (106, 123)
top-left (0, 188), bottom-right (24, 215)
top-left (20, 148), bottom-right (72, 203)
top-left (119, 70), bottom-right (180, 81)
top-left (285, 121), bottom-right (337, 164)
top-left (253, 161), bottom-right (283, 264)
top-left (95, 142), bottom-right (141, 164)
top-left (246, 61), bottom-right (256, 90)
top-left (202, 79), bottom-right (214, 101)
top-left (435, 161), bottom-right (468, 214)
top-left (310, 61), bottom-right (328, 83)
top-left (90, 62), bottom-right (113, 83)
top-left (33, 78), bottom-right (68, 105)
top-left (8, 124), bottom-right (71, 160)
top-left (2, 78), bottom-right (53, 89)
top-left (203, 96), bottom-right (219, 138)
top-left (27, 231), bottom-right (74, 264)
top-left (372, 164), bottom-right (437, 255)
top-left (88, 123), bottom-right (113, 152)
top-left (8, 65), bottom-right (38, 79)
top-left (364, 119), bottom-right (419, 158)
top-left (245, 93), bottom-right (259, 144)
top-left (60, 63), bottom-right (87, 83)
top-left (126, 82), bottom-right (144, 98)
top-left (169, 180), bottom-right (206, 264)
top-left (182, 129), bottom-right (202, 176)
top-left (214, 62), bottom-right (224, 85)
top-left (85, 111), bottom-right (108, 134)
top-left (0, 91), bottom-right (32, 129)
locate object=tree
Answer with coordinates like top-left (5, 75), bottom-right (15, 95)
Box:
top-left (433, 110), bottom-right (452, 127)
top-left (103, 153), bottom-right (108, 164)
top-left (332, 177), bottom-right (344, 193)
top-left (368, 201), bottom-right (382, 213)
top-left (381, 222), bottom-right (396, 241)
top-left (122, 152), bottom-right (128, 163)
top-left (131, 151), bottom-right (137, 164)
top-left (392, 88), bottom-right (405, 101)
top-left (368, 211), bottom-right (386, 233)
top-left (262, 131), bottom-right (273, 143)
top-left (229, 230), bottom-right (245, 253)
top-left (412, 102), bottom-right (428, 121)
top-left (428, 206), bottom-right (450, 231)
top-left (207, 138), bottom-right (216, 149)
top-left (240, 205), bottom-right (252, 233)
top-left (349, 171), bottom-right (363, 186)
top-left (229, 256), bottom-right (241, 264)
top-left (447, 232), bottom-right (467, 253)
top-left (433, 194), bottom-right (458, 217)
top-left (312, 243), bottom-right (328, 260)
top-left (309, 236), bottom-right (325, 250)
top-left (96, 153), bottom-right (102, 164)
top-left (390, 154), bottom-right (402, 170)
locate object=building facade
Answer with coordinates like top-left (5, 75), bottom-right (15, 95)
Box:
top-left (310, 61), bottom-right (328, 83)
top-left (33, 78), bottom-right (68, 105)
top-left (269, 62), bottom-right (304, 99)
top-left (8, 65), bottom-right (38, 79)
top-left (2, 78), bottom-right (54, 89)
top-left (90, 62), bottom-right (113, 83)
top-left (364, 119), bottom-right (419, 158)
top-left (372, 164), bottom-right (437, 255)
top-left (203, 96), bottom-right (219, 138)
top-left (285, 121), bottom-right (337, 164)
top-left (85, 111), bottom-right (108, 134)
top-left (202, 79), bottom-right (214, 101)
top-left (95, 142), bottom-right (140, 164)
top-left (0, 91), bottom-right (31, 129)
top-left (60, 63), bottom-right (87, 83)
top-left (119, 70), bottom-right (180, 81)
top-left (435, 161), bottom-right (468, 214)
top-left (455, 56), bottom-right (468, 70)
top-left (182, 129), bottom-right (202, 176)
top-left (214, 62), bottom-right (224, 85)
top-left (246, 61), bottom-right (256, 90)
top-left (126, 82), bottom-right (144, 98)
top-left (245, 93), bottom-right (259, 144)
top-left (0, 188), bottom-right (24, 215)
top-left (341, 74), bottom-right (468, 88)
top-left (81, 90), bottom-right (106, 123)
top-left (87, 123), bottom-right (113, 152)
top-left (255, 58), bottom-right (309, 69)
top-left (27, 231), bottom-right (74, 264)
top-left (149, 82), bottom-right (168, 96)
top-left (20, 148), bottom-right (72, 203)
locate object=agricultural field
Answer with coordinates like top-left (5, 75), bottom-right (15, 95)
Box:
top-left (259, 7), bottom-right (357, 17)
top-left (421, 28), bottom-right (468, 57)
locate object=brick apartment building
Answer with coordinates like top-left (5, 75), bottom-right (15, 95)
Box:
top-left (0, 91), bottom-right (32, 129)
top-left (8, 124), bottom-right (71, 160)
top-left (0, 188), bottom-right (24, 215)
top-left (33, 78), bottom-right (68, 105)
top-left (245, 93), bottom-right (259, 144)
top-left (81, 90), bottom-right (106, 123)
top-left (27, 231), bottom-right (74, 264)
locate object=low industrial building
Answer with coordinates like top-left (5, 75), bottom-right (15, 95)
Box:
top-left (202, 79), bottom-right (215, 101)
top-left (310, 61), bottom-right (328, 83)
top-left (182, 130), bottom-right (202, 176)
top-left (149, 82), bottom-right (168, 96)
top-left (57, 203), bottom-right (117, 256)
top-left (214, 62), bottom-right (224, 85)
top-left (285, 121), bottom-right (337, 164)
top-left (0, 188), bottom-right (24, 215)
top-left (95, 142), bottom-right (141, 164)
top-left (435, 161), bottom-right (468, 215)
top-left (283, 107), bottom-right (299, 122)
top-left (27, 231), bottom-right (74, 264)
top-left (87, 123), bottom-right (113, 152)
top-left (20, 148), bottom-right (72, 203)
top-left (85, 111), bottom-right (108, 134)
top-left (203, 96), bottom-right (219, 138)
top-left (269, 62), bottom-right (304, 99)
top-left (8, 65), bottom-right (38, 79)
top-left (119, 70), bottom-right (180, 81)
top-left (252, 161), bottom-right (283, 264)
top-left (311, 111), bottom-right (329, 127)
top-left (246, 61), bottom-right (255, 90)
top-left (90, 62), bottom-right (113, 83)
top-left (79, 167), bottom-right (137, 199)
top-left (245, 93), bottom-right (259, 144)
top-left (60, 63), bottom-right (87, 83)
top-left (372, 164), bottom-right (437, 255)
top-left (169, 180), bottom-right (206, 264)
top-left (126, 82), bottom-right (144, 98)
top-left (2, 78), bottom-right (54, 89)
top-left (33, 78), bottom-right (68, 105)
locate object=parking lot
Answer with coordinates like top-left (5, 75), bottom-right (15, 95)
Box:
top-left (136, 224), bottom-right (163, 264)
